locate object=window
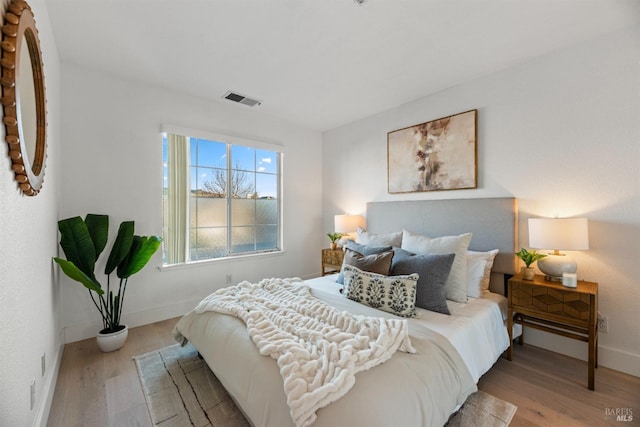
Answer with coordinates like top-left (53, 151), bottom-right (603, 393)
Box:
top-left (162, 130), bottom-right (281, 265)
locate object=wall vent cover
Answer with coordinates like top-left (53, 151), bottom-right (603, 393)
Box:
top-left (222, 91), bottom-right (262, 107)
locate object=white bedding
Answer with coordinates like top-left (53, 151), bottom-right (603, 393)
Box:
top-left (306, 274), bottom-right (510, 383)
top-left (174, 273), bottom-right (512, 427)
top-left (183, 277), bottom-right (416, 427)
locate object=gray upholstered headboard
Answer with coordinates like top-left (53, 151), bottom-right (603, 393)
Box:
top-left (366, 198), bottom-right (518, 293)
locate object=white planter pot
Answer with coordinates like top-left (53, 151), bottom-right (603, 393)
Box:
top-left (97, 325), bottom-right (129, 352)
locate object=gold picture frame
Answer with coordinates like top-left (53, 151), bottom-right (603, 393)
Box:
top-left (387, 110), bottom-right (477, 194)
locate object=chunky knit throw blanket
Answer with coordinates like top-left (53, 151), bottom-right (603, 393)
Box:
top-left (193, 277), bottom-right (415, 427)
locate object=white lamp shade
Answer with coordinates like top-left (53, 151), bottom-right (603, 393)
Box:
top-left (528, 218), bottom-right (589, 251)
top-left (334, 214), bottom-right (365, 234)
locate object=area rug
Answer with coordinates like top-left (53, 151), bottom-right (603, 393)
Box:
top-left (134, 343), bottom-right (517, 427)
top-left (445, 390), bottom-right (517, 427)
top-left (134, 343), bottom-right (248, 427)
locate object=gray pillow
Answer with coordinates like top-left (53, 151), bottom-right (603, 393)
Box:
top-left (343, 250), bottom-right (394, 276)
top-left (336, 241), bottom-right (393, 284)
top-left (343, 240), bottom-right (392, 255)
top-left (390, 248), bottom-right (455, 315)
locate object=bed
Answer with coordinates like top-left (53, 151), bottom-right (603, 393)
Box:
top-left (174, 197), bottom-right (519, 427)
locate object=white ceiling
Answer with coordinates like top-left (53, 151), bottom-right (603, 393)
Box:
top-left (46, 0), bottom-right (640, 132)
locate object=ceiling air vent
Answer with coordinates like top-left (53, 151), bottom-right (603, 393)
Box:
top-left (222, 91), bottom-right (262, 107)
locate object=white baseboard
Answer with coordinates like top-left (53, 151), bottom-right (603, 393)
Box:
top-left (598, 345), bottom-right (640, 377)
top-left (63, 298), bottom-right (204, 344)
top-left (523, 328), bottom-right (640, 378)
top-left (35, 330), bottom-right (65, 427)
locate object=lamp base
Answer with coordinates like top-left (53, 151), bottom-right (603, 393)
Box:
top-left (537, 253), bottom-right (577, 283)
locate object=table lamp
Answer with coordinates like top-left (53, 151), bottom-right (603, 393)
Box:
top-left (334, 214), bottom-right (365, 236)
top-left (528, 217), bottom-right (589, 283)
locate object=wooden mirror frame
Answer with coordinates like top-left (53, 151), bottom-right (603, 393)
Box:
top-left (1, 0), bottom-right (47, 196)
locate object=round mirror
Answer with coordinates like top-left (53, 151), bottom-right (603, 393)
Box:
top-left (1, 0), bottom-right (47, 196)
top-left (19, 31), bottom-right (38, 169)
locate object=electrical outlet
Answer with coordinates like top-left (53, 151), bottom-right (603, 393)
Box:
top-left (41, 353), bottom-right (46, 377)
top-left (597, 315), bottom-right (608, 333)
top-left (225, 274), bottom-right (232, 285)
top-left (30, 379), bottom-right (35, 410)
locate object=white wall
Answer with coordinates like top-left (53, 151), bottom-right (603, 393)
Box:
top-left (0, 0), bottom-right (62, 426)
top-left (322, 26), bottom-right (640, 376)
top-left (59, 64), bottom-right (323, 342)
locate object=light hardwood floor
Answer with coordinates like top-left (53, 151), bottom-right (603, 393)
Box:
top-left (48, 318), bottom-right (640, 427)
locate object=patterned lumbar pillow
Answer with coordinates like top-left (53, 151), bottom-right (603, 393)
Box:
top-left (342, 264), bottom-right (418, 318)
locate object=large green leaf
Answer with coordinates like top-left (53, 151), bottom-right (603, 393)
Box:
top-left (118, 235), bottom-right (162, 278)
top-left (53, 257), bottom-right (103, 294)
top-left (85, 214), bottom-right (109, 259)
top-left (105, 221), bottom-right (134, 275)
top-left (57, 217), bottom-right (97, 280)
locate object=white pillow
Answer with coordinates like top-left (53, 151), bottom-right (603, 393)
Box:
top-left (356, 227), bottom-right (402, 247)
top-left (467, 257), bottom-right (487, 298)
top-left (401, 230), bottom-right (472, 303)
top-left (467, 249), bottom-right (499, 296)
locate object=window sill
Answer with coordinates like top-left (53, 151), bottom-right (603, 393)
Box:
top-left (158, 250), bottom-right (286, 271)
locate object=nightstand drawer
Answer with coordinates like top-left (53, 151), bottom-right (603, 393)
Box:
top-left (322, 249), bottom-right (344, 266)
top-left (510, 281), bottom-right (593, 326)
top-left (321, 249), bottom-right (344, 276)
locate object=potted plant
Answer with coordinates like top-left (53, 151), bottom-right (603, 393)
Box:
top-left (515, 248), bottom-right (547, 280)
top-left (326, 232), bottom-right (343, 250)
top-left (53, 214), bottom-right (162, 352)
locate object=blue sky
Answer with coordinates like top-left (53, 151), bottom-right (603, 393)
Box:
top-left (162, 135), bottom-right (278, 197)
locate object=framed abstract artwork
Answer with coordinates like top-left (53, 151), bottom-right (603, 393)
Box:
top-left (387, 110), bottom-right (477, 193)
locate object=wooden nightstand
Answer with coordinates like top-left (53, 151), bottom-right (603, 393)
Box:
top-left (507, 274), bottom-right (598, 390)
top-left (321, 248), bottom-right (344, 276)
